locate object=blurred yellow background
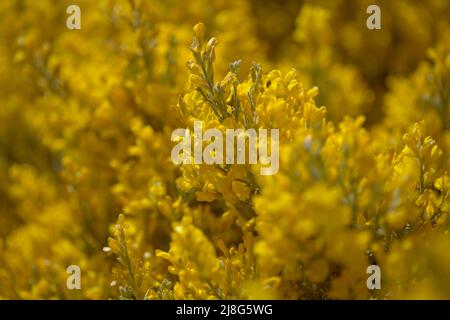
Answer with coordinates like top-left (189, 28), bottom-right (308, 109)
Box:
top-left (0, 0), bottom-right (449, 299)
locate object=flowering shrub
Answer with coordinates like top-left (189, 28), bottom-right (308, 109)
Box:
top-left (0, 0), bottom-right (449, 299)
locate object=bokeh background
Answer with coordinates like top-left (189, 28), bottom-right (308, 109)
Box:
top-left (0, 0), bottom-right (449, 299)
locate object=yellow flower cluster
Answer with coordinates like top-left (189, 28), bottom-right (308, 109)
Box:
top-left (0, 0), bottom-right (449, 299)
